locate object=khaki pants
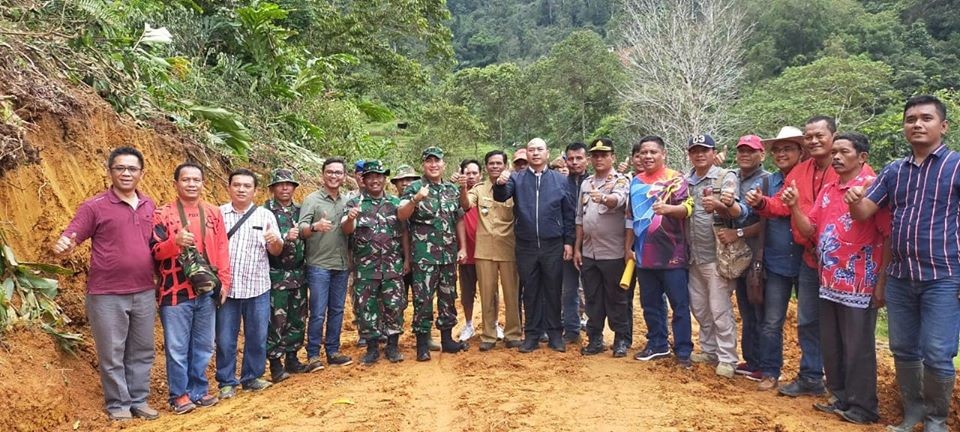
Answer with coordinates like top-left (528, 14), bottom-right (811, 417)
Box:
top-left (475, 259), bottom-right (522, 344)
top-left (688, 262), bottom-right (739, 365)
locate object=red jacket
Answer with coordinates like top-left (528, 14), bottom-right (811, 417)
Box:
top-left (755, 158), bottom-right (874, 268)
top-left (151, 200), bottom-right (232, 306)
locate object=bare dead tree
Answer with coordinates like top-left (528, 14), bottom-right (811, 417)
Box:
top-left (618, 0), bottom-right (749, 168)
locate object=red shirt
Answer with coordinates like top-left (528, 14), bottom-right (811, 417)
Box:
top-left (151, 200), bottom-right (232, 306)
top-left (757, 158), bottom-right (874, 268)
top-left (62, 188), bottom-right (156, 295)
top-left (463, 207), bottom-right (478, 265)
top-left (808, 173), bottom-right (890, 309)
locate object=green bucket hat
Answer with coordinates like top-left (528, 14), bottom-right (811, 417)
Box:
top-left (390, 164), bottom-right (419, 183)
top-left (421, 146), bottom-right (444, 161)
top-left (268, 168), bottom-right (299, 187)
top-left (361, 159), bottom-right (390, 177)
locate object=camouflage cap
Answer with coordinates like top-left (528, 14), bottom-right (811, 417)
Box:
top-left (268, 168), bottom-right (299, 187)
top-left (391, 164), bottom-right (420, 183)
top-left (361, 159), bottom-right (390, 177)
top-left (422, 146), bottom-right (444, 161)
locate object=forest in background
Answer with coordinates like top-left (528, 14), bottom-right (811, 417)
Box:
top-left (1, 0), bottom-right (959, 176)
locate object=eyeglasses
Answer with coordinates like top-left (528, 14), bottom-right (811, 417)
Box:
top-left (324, 170), bottom-right (345, 176)
top-left (111, 166), bottom-right (142, 174)
top-left (770, 147), bottom-right (800, 154)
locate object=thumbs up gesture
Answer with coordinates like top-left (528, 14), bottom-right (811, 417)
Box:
top-left (844, 176), bottom-right (874, 204)
top-left (346, 206), bottom-right (360, 221)
top-left (745, 185), bottom-right (764, 207)
top-left (781, 180), bottom-right (799, 207)
top-left (414, 184), bottom-right (430, 202)
top-left (176, 221), bottom-right (196, 247)
top-left (652, 196), bottom-right (668, 215)
top-left (285, 227), bottom-right (299, 241)
top-left (496, 170), bottom-right (511, 186)
top-left (702, 188), bottom-right (718, 213)
top-left (264, 228), bottom-right (281, 245)
top-left (313, 211), bottom-right (333, 233)
top-left (53, 232), bottom-right (77, 255)
top-left (617, 157), bottom-right (630, 174)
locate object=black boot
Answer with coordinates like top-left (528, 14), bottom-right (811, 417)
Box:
top-left (440, 328), bottom-right (468, 353)
top-left (385, 334), bottom-right (403, 363)
top-left (922, 366), bottom-right (953, 432)
top-left (887, 360), bottom-right (924, 432)
top-left (285, 352), bottom-right (306, 374)
top-left (270, 357), bottom-right (290, 383)
top-left (416, 333), bottom-right (431, 362)
top-left (361, 338), bottom-right (380, 366)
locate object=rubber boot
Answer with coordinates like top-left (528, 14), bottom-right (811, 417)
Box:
top-left (440, 328), bottom-right (468, 353)
top-left (428, 333), bottom-right (441, 352)
top-left (285, 352), bottom-right (306, 374)
top-left (416, 333), bottom-right (431, 362)
top-left (385, 334), bottom-right (403, 363)
top-left (361, 338), bottom-right (380, 366)
top-left (887, 360), bottom-right (925, 432)
top-left (269, 358), bottom-right (290, 383)
top-left (922, 367), bottom-right (954, 432)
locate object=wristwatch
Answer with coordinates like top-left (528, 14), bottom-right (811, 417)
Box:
top-left (736, 228), bottom-right (744, 238)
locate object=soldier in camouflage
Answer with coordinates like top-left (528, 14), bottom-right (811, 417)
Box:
top-left (264, 169), bottom-right (308, 382)
top-left (342, 160), bottom-right (410, 365)
top-left (398, 146), bottom-right (470, 361)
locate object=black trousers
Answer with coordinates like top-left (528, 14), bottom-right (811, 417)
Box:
top-left (581, 257), bottom-right (630, 342)
top-left (516, 238), bottom-right (564, 338)
top-left (820, 298), bottom-right (879, 417)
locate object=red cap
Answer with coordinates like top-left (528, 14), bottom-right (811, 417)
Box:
top-left (737, 135), bottom-right (763, 151)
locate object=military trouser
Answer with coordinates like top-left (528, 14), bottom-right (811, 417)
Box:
top-left (412, 262), bottom-right (458, 334)
top-left (352, 277), bottom-right (405, 340)
top-left (266, 285), bottom-right (308, 359)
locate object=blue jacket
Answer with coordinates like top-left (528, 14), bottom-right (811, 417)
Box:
top-left (493, 168), bottom-right (575, 247)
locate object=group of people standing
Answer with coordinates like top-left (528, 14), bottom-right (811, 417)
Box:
top-left (56, 94), bottom-right (956, 431)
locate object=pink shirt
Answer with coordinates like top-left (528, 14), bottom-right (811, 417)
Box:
top-left (62, 188), bottom-right (156, 295)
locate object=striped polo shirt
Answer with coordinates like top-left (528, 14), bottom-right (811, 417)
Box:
top-left (221, 203), bottom-right (281, 299)
top-left (866, 143), bottom-right (960, 281)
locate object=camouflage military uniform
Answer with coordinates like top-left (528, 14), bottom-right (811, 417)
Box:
top-left (402, 178), bottom-right (464, 334)
top-left (264, 198), bottom-right (308, 359)
top-left (346, 192), bottom-right (406, 340)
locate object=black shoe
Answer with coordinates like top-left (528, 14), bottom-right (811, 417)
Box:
top-left (538, 333), bottom-right (549, 343)
top-left (518, 338), bottom-right (540, 353)
top-left (634, 347), bottom-right (672, 361)
top-left (440, 328), bottom-right (469, 353)
top-left (416, 333), bottom-right (431, 362)
top-left (612, 339), bottom-right (628, 358)
top-left (361, 339), bottom-right (380, 366)
top-left (548, 336), bottom-right (566, 352)
top-left (813, 400), bottom-right (844, 416)
top-left (269, 358), bottom-right (290, 383)
top-left (563, 333), bottom-right (581, 344)
top-left (838, 407), bottom-right (878, 425)
top-left (385, 334), bottom-right (403, 363)
top-left (504, 339), bottom-right (523, 349)
top-left (285, 352), bottom-right (307, 374)
top-left (779, 377), bottom-right (827, 397)
top-left (479, 341), bottom-right (495, 351)
top-left (580, 340), bottom-right (604, 356)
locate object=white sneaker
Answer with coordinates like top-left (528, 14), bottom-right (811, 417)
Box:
top-left (458, 323), bottom-right (475, 341)
top-left (496, 323), bottom-right (504, 340)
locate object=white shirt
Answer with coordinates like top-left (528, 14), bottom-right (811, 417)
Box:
top-left (221, 203), bottom-right (280, 299)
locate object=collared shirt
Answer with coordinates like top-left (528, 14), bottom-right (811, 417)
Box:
top-left (629, 167), bottom-right (691, 269)
top-left (735, 168), bottom-right (770, 257)
top-left (264, 199), bottom-right (305, 290)
top-left (468, 180), bottom-right (516, 262)
top-left (687, 165), bottom-right (742, 265)
top-left (810, 173), bottom-right (890, 308)
top-left (402, 178), bottom-right (464, 265)
top-left (577, 171), bottom-right (629, 260)
top-left (298, 189), bottom-right (349, 270)
top-left (866, 143), bottom-right (960, 281)
top-left (346, 192), bottom-right (405, 279)
top-left (62, 188), bottom-right (156, 295)
top-left (762, 171), bottom-right (803, 278)
top-left (221, 203), bottom-right (280, 299)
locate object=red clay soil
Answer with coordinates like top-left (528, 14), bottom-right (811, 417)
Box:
top-left (0, 85), bottom-right (958, 432)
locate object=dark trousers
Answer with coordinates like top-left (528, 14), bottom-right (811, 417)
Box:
top-left (735, 276), bottom-right (764, 368)
top-left (459, 263), bottom-right (478, 315)
top-left (820, 298), bottom-right (879, 418)
top-left (581, 257), bottom-right (629, 342)
top-left (561, 260), bottom-right (583, 336)
top-left (516, 238), bottom-right (564, 338)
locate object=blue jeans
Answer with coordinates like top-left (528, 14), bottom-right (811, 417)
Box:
top-left (886, 275), bottom-right (960, 379)
top-left (757, 271), bottom-right (796, 378)
top-left (216, 291), bottom-right (270, 387)
top-left (796, 263), bottom-right (824, 381)
top-left (735, 276), bottom-right (764, 369)
top-left (306, 266), bottom-right (349, 359)
top-left (636, 268), bottom-right (692, 359)
top-left (561, 260), bottom-right (583, 337)
top-left (159, 292), bottom-right (216, 403)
